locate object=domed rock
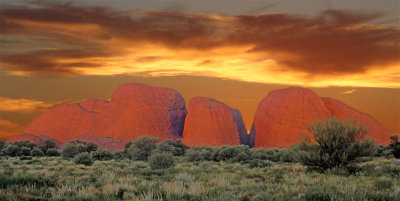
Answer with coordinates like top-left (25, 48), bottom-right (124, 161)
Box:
top-left (322, 97), bottom-right (394, 145)
top-left (250, 87), bottom-right (331, 148)
top-left (24, 104), bottom-right (97, 143)
top-left (11, 83), bottom-right (187, 149)
top-left (85, 83), bottom-right (187, 142)
top-left (182, 97), bottom-right (246, 146)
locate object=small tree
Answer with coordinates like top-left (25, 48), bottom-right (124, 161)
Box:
top-left (297, 117), bottom-right (374, 170)
top-left (41, 139), bottom-right (57, 153)
top-left (87, 142), bottom-right (98, 153)
top-left (91, 149), bottom-right (114, 161)
top-left (389, 135), bottom-right (400, 158)
top-left (30, 147), bottom-right (44, 157)
top-left (156, 139), bottom-right (189, 156)
top-left (46, 148), bottom-right (60, 156)
top-left (61, 143), bottom-right (80, 158)
top-left (126, 136), bottom-right (158, 161)
top-left (149, 153), bottom-right (174, 169)
top-left (73, 152), bottom-right (94, 166)
top-left (3, 144), bottom-right (19, 157)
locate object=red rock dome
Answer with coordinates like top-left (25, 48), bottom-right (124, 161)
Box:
top-left (250, 87), bottom-right (332, 148)
top-left (322, 97), bottom-right (394, 145)
top-left (86, 83), bottom-right (187, 142)
top-left (11, 83), bottom-right (187, 149)
top-left (182, 97), bottom-right (246, 146)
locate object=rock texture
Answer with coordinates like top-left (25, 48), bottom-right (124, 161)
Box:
top-left (24, 104), bottom-right (96, 143)
top-left (182, 97), bottom-right (246, 146)
top-left (11, 83), bottom-right (187, 149)
top-left (322, 97), bottom-right (393, 145)
top-left (251, 87), bottom-right (395, 148)
top-left (250, 87), bottom-right (333, 148)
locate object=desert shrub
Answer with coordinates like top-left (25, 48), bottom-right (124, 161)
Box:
top-left (156, 139), bottom-right (188, 156)
top-left (126, 136), bottom-right (159, 161)
top-left (211, 145), bottom-right (251, 162)
top-left (248, 159), bottom-right (274, 168)
top-left (3, 144), bottom-right (19, 157)
top-left (20, 156), bottom-right (32, 160)
top-left (0, 141), bottom-right (4, 152)
top-left (87, 142), bottom-right (98, 153)
top-left (30, 147), bottom-right (44, 157)
top-left (388, 135), bottom-right (400, 158)
top-left (46, 148), bottom-right (60, 156)
top-left (40, 139), bottom-right (57, 153)
top-left (186, 146), bottom-right (214, 162)
top-left (12, 141), bottom-right (36, 149)
top-left (61, 143), bottom-right (79, 158)
top-left (148, 152), bottom-right (174, 169)
top-left (113, 151), bottom-right (128, 160)
top-left (61, 140), bottom-right (91, 158)
top-left (73, 152), bottom-right (94, 166)
top-left (297, 117), bottom-right (374, 170)
top-left (186, 149), bottom-right (205, 162)
top-left (251, 149), bottom-right (280, 162)
top-left (91, 149), bottom-right (114, 161)
top-left (20, 147), bottom-right (31, 156)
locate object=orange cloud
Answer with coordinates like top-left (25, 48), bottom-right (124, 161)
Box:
top-left (0, 2), bottom-right (398, 87)
top-left (0, 96), bottom-right (54, 113)
top-left (0, 119), bottom-right (24, 141)
top-left (343, 89), bottom-right (357, 95)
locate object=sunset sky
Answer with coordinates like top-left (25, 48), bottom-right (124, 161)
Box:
top-left (0, 0), bottom-right (399, 140)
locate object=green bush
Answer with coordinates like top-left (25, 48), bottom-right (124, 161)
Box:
top-left (40, 139), bottom-right (57, 153)
top-left (3, 144), bottom-right (19, 157)
top-left (87, 142), bottom-right (98, 153)
top-left (46, 148), bottom-right (60, 156)
top-left (30, 147), bottom-right (44, 157)
top-left (126, 136), bottom-right (159, 161)
top-left (156, 139), bottom-right (188, 156)
top-left (186, 149), bottom-right (205, 162)
top-left (20, 147), bottom-right (31, 156)
top-left (186, 146), bottom-right (214, 162)
top-left (91, 149), bottom-right (114, 161)
top-left (0, 141), bottom-right (4, 152)
top-left (148, 153), bottom-right (174, 169)
top-left (61, 140), bottom-right (90, 158)
top-left (388, 135), bottom-right (400, 159)
top-left (213, 145), bottom-right (251, 162)
top-left (297, 117), bottom-right (374, 170)
top-left (73, 152), bottom-right (94, 166)
top-left (248, 159), bottom-right (274, 168)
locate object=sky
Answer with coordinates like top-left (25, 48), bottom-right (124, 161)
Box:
top-left (0, 0), bottom-right (399, 140)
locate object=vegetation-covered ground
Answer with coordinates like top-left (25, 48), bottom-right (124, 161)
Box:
top-left (0, 156), bottom-right (399, 201)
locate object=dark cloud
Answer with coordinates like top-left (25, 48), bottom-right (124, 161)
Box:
top-left (0, 2), bottom-right (398, 76)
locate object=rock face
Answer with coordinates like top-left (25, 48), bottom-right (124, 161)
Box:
top-left (322, 97), bottom-right (393, 145)
top-left (251, 87), bottom-right (395, 148)
top-left (182, 97), bottom-right (246, 146)
top-left (24, 104), bottom-right (96, 143)
top-left (11, 83), bottom-right (187, 149)
top-left (250, 87), bottom-right (332, 148)
top-left (85, 83), bottom-right (187, 142)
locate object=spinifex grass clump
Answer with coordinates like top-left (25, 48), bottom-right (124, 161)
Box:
top-left (297, 117), bottom-right (374, 171)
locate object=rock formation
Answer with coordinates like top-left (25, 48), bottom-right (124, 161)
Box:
top-left (182, 97), bottom-right (246, 146)
top-left (250, 87), bottom-right (395, 148)
top-left (250, 87), bottom-right (333, 148)
top-left (322, 97), bottom-right (393, 145)
top-left (10, 83), bottom-right (187, 149)
top-left (85, 83), bottom-right (187, 142)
